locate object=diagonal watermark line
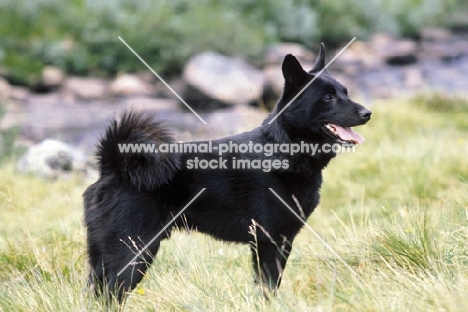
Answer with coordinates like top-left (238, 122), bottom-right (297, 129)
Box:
top-left (118, 36), bottom-right (207, 125)
top-left (268, 37), bottom-right (356, 124)
top-left (117, 188), bottom-right (206, 276)
top-left (268, 188), bottom-right (356, 275)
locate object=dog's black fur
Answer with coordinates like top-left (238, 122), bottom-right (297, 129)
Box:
top-left (83, 44), bottom-right (371, 301)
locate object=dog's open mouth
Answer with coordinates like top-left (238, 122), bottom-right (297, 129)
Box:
top-left (323, 123), bottom-right (365, 144)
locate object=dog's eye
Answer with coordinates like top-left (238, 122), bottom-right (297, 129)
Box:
top-left (323, 94), bottom-right (334, 101)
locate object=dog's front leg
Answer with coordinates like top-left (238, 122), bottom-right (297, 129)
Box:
top-left (251, 240), bottom-right (292, 298)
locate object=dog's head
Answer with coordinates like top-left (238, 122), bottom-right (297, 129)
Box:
top-left (275, 43), bottom-right (371, 145)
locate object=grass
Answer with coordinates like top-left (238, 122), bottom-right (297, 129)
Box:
top-left (1, 94), bottom-right (468, 311)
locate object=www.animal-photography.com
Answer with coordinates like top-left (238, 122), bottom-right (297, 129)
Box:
top-left (1, 1), bottom-right (468, 311)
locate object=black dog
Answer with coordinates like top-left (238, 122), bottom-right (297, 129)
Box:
top-left (83, 43), bottom-right (371, 301)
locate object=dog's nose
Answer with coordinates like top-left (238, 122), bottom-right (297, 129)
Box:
top-left (360, 109), bottom-right (372, 120)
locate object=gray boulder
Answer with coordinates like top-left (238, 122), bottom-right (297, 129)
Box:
top-left (370, 34), bottom-right (419, 66)
top-left (0, 77), bottom-right (11, 100)
top-left (264, 42), bottom-right (315, 65)
top-left (41, 66), bottom-right (66, 90)
top-left (16, 139), bottom-right (89, 179)
top-left (109, 74), bottom-right (154, 97)
top-left (182, 51), bottom-right (264, 109)
top-left (421, 42), bottom-right (463, 62)
top-left (262, 64), bottom-right (284, 111)
top-left (63, 77), bottom-right (108, 100)
top-left (420, 28), bottom-right (453, 42)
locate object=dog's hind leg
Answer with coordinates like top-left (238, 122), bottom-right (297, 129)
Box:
top-left (87, 240), bottom-right (105, 296)
top-left (251, 240), bottom-right (292, 297)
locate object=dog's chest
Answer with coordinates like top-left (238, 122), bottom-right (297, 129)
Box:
top-left (280, 171), bottom-right (323, 217)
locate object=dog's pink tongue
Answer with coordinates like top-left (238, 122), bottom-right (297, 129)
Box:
top-left (332, 124), bottom-right (365, 144)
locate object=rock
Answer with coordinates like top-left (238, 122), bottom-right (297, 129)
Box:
top-left (135, 71), bottom-right (157, 84)
top-left (16, 94), bottom-right (183, 155)
top-left (155, 77), bottom-right (185, 99)
top-left (403, 68), bottom-right (425, 88)
top-left (203, 105), bottom-right (267, 139)
top-left (451, 19), bottom-right (468, 34)
top-left (16, 139), bottom-right (89, 179)
top-left (0, 77), bottom-right (11, 99)
top-left (9, 86), bottom-right (29, 101)
top-left (421, 42), bottom-right (463, 62)
top-left (454, 41), bottom-right (468, 57)
top-left (369, 33), bottom-right (395, 51)
top-left (384, 40), bottom-right (419, 66)
top-left (182, 51), bottom-right (264, 109)
top-left (142, 105), bottom-right (267, 142)
top-left (370, 34), bottom-right (418, 66)
top-left (109, 74), bottom-right (154, 97)
top-left (262, 64), bottom-right (284, 110)
top-left (264, 43), bottom-right (315, 65)
top-left (120, 97), bottom-right (179, 113)
top-left (20, 95), bottom-right (117, 142)
top-left (420, 28), bottom-right (453, 42)
top-left (41, 66), bottom-right (66, 89)
top-left (63, 77), bottom-right (108, 100)
top-left (333, 41), bottom-right (379, 72)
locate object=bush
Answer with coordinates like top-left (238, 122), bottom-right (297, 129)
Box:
top-left (0, 0), bottom-right (466, 84)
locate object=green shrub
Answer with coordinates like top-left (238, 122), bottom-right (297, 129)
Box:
top-left (0, 0), bottom-right (467, 84)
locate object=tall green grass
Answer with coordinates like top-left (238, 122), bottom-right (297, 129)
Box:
top-left (1, 95), bottom-right (468, 311)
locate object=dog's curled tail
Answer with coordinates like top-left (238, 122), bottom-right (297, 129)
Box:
top-left (96, 111), bottom-right (181, 191)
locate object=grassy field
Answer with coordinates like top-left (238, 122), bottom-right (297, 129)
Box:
top-left (1, 95), bottom-right (468, 311)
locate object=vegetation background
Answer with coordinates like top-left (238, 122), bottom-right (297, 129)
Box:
top-left (1, 0), bottom-right (468, 311)
top-left (1, 0), bottom-right (468, 84)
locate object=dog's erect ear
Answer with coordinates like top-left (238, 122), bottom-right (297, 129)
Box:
top-left (311, 43), bottom-right (326, 73)
top-left (282, 54), bottom-right (308, 85)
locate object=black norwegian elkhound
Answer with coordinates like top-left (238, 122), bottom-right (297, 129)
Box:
top-left (84, 43), bottom-right (371, 301)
